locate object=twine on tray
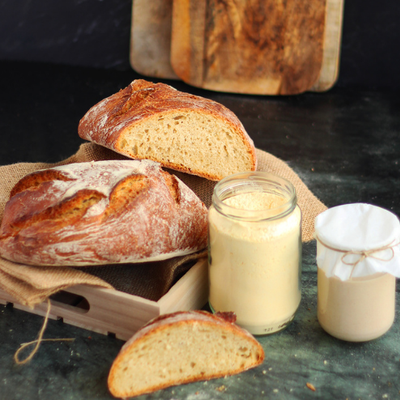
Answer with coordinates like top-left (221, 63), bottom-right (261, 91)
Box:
top-left (315, 236), bottom-right (399, 278)
top-left (14, 299), bottom-right (75, 365)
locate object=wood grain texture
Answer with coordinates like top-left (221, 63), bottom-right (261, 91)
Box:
top-left (171, 0), bottom-right (207, 86)
top-left (310, 0), bottom-right (344, 92)
top-left (130, 0), bottom-right (178, 79)
top-left (171, 0), bottom-right (327, 95)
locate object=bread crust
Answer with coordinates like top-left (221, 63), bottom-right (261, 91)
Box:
top-left (78, 79), bottom-right (257, 180)
top-left (0, 160), bottom-right (208, 266)
top-left (108, 310), bottom-right (265, 398)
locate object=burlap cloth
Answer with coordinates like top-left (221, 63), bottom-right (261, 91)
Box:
top-left (0, 143), bottom-right (327, 308)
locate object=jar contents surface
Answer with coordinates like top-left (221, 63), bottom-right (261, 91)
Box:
top-left (317, 268), bottom-right (396, 342)
top-left (208, 191), bottom-right (301, 335)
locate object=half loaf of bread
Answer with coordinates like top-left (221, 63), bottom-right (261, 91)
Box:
top-left (78, 79), bottom-right (257, 181)
top-left (0, 160), bottom-right (208, 266)
top-left (107, 310), bottom-right (265, 398)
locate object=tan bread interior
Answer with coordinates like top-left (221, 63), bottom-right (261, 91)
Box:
top-left (117, 111), bottom-right (253, 179)
top-left (111, 323), bottom-right (260, 396)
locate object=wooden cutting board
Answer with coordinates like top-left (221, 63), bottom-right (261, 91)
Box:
top-left (130, 0), bottom-right (344, 94)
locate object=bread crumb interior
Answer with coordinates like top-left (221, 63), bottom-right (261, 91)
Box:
top-left (112, 323), bottom-right (260, 396)
top-left (118, 111), bottom-right (253, 178)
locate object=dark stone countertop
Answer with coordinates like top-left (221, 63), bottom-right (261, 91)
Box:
top-left (0, 61), bottom-right (399, 400)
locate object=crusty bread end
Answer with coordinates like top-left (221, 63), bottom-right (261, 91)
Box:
top-left (107, 311), bottom-right (264, 398)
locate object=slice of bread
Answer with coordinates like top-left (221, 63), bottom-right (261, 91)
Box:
top-left (107, 311), bottom-right (265, 398)
top-left (78, 79), bottom-right (257, 181)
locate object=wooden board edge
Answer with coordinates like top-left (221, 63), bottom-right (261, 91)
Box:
top-left (130, 0), bottom-right (179, 80)
top-left (157, 257), bottom-right (208, 313)
top-left (309, 0), bottom-right (345, 92)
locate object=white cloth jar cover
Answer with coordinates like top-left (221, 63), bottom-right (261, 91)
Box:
top-left (315, 203), bottom-right (400, 281)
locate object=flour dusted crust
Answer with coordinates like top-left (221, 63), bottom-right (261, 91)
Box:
top-left (78, 79), bottom-right (257, 181)
top-left (0, 160), bottom-right (208, 266)
top-left (107, 310), bottom-right (265, 398)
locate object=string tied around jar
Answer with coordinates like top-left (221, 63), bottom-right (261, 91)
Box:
top-left (315, 237), bottom-right (399, 278)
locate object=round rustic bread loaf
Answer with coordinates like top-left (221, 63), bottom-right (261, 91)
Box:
top-left (0, 160), bottom-right (208, 266)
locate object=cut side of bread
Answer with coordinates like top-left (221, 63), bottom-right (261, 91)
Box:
top-left (107, 311), bottom-right (264, 398)
top-left (78, 79), bottom-right (257, 181)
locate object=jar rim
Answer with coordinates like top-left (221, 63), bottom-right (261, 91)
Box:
top-left (212, 171), bottom-right (297, 222)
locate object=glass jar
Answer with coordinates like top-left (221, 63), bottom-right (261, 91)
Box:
top-left (317, 269), bottom-right (396, 342)
top-left (208, 171), bottom-right (302, 335)
top-left (315, 203), bottom-right (400, 342)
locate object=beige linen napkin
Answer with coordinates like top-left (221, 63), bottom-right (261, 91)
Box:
top-left (0, 143), bottom-right (326, 307)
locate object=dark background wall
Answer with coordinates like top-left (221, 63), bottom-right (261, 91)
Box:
top-left (0, 0), bottom-right (399, 91)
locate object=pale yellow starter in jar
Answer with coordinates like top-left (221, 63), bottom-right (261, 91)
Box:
top-left (208, 172), bottom-right (302, 335)
top-left (317, 269), bottom-right (396, 342)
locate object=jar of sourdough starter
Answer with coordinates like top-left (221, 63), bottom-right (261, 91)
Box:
top-left (208, 172), bottom-right (302, 335)
top-left (315, 203), bottom-right (400, 342)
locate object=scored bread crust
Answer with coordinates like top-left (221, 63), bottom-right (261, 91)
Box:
top-left (107, 310), bottom-right (265, 398)
top-left (78, 79), bottom-right (257, 181)
top-left (0, 160), bottom-right (208, 266)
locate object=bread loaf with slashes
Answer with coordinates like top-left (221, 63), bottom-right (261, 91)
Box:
top-left (0, 160), bottom-right (208, 266)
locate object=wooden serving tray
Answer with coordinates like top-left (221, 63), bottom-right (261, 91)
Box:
top-left (0, 258), bottom-right (208, 341)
